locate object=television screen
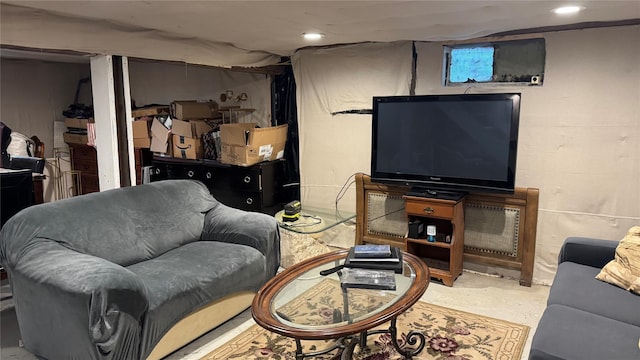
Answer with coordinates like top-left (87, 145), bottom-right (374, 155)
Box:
top-left (371, 93), bottom-right (521, 196)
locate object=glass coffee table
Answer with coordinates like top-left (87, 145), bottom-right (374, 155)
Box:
top-left (252, 249), bottom-right (430, 359)
top-left (275, 206), bottom-right (357, 268)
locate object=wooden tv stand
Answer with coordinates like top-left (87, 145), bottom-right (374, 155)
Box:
top-left (355, 174), bottom-right (539, 286)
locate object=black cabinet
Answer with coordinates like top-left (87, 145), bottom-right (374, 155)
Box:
top-left (150, 156), bottom-right (285, 214)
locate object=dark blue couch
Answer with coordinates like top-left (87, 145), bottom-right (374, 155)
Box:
top-left (529, 237), bottom-right (640, 359)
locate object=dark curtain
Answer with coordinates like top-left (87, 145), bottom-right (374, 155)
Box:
top-left (271, 68), bottom-right (300, 202)
top-left (0, 122), bottom-right (12, 168)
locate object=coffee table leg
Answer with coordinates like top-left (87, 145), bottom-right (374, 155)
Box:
top-left (359, 330), bottom-right (368, 349)
top-left (388, 317), bottom-right (426, 359)
top-left (341, 337), bottom-right (358, 360)
top-left (295, 338), bottom-right (304, 360)
top-left (342, 288), bottom-right (351, 323)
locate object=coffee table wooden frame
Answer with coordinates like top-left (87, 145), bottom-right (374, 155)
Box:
top-left (252, 249), bottom-right (430, 359)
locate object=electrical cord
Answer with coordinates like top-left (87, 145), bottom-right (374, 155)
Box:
top-left (334, 172), bottom-right (365, 224)
top-left (278, 214), bottom-right (322, 228)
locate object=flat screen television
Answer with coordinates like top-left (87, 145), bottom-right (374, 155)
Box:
top-left (371, 93), bottom-right (521, 198)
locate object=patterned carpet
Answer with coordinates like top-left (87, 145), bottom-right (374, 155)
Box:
top-left (201, 279), bottom-right (529, 360)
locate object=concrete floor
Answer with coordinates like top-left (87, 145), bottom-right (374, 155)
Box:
top-left (1, 270), bottom-right (549, 360)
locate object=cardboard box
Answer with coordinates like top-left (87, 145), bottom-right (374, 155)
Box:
top-left (172, 135), bottom-right (202, 159)
top-left (132, 119), bottom-right (151, 139)
top-left (151, 135), bottom-right (171, 154)
top-left (132, 106), bottom-right (170, 118)
top-left (150, 118), bottom-right (171, 154)
top-left (191, 120), bottom-right (213, 137)
top-left (220, 123), bottom-right (288, 166)
top-left (63, 132), bottom-right (89, 145)
top-left (65, 118), bottom-right (92, 129)
top-left (171, 119), bottom-right (193, 138)
top-left (171, 119), bottom-right (213, 138)
top-left (172, 101), bottom-right (217, 120)
top-left (150, 118), bottom-right (170, 138)
top-left (133, 137), bottom-right (151, 148)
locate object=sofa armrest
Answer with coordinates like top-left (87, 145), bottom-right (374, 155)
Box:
top-left (7, 241), bottom-right (148, 359)
top-left (558, 237), bottom-right (618, 268)
top-left (201, 203), bottom-right (281, 276)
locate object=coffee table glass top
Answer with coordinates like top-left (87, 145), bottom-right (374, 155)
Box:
top-left (270, 253), bottom-right (417, 330)
top-left (274, 206), bottom-right (355, 234)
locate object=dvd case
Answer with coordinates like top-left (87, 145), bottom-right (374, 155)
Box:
top-left (340, 268), bottom-right (396, 290)
top-left (344, 247), bottom-right (404, 273)
top-left (353, 244), bottom-right (391, 258)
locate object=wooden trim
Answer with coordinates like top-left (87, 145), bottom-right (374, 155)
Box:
top-left (521, 188), bottom-right (539, 286)
top-left (355, 173), bottom-right (366, 246)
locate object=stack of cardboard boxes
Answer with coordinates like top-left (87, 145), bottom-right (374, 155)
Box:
top-left (63, 118), bottom-right (93, 145)
top-left (131, 101), bottom-right (217, 159)
top-left (171, 118), bottom-right (213, 159)
top-left (131, 105), bottom-right (169, 149)
top-left (130, 100), bottom-right (288, 166)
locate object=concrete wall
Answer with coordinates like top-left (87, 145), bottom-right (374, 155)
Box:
top-left (0, 58), bottom-right (91, 158)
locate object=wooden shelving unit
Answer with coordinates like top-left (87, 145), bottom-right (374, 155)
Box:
top-left (404, 195), bottom-right (465, 286)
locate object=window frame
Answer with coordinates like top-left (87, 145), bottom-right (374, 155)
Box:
top-left (442, 36), bottom-right (545, 87)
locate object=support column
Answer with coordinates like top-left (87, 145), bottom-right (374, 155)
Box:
top-left (90, 55), bottom-right (120, 191)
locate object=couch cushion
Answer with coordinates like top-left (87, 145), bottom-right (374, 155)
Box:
top-left (548, 261), bottom-right (640, 326)
top-left (126, 240), bottom-right (267, 357)
top-left (1, 179), bottom-right (217, 267)
top-left (596, 226), bottom-right (640, 295)
top-left (529, 304), bottom-right (640, 360)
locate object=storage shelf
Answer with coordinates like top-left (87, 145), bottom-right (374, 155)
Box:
top-left (218, 107), bottom-right (255, 123)
top-left (406, 238), bottom-right (452, 248)
top-left (403, 196), bottom-right (465, 287)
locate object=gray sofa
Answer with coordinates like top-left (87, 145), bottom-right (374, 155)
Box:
top-left (529, 237), bottom-right (640, 359)
top-left (0, 179), bottom-right (280, 360)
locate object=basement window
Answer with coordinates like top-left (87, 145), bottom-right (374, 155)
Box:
top-left (444, 38), bottom-right (546, 86)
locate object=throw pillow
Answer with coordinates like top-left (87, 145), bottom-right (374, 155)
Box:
top-left (596, 226), bottom-right (640, 294)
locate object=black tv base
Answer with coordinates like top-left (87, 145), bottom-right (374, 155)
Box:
top-left (406, 187), bottom-right (467, 201)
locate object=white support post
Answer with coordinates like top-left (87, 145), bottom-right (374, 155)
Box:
top-left (90, 55), bottom-right (120, 191)
top-left (121, 56), bottom-right (137, 186)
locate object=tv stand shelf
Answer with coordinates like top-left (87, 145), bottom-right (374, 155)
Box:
top-left (404, 195), bottom-right (465, 286)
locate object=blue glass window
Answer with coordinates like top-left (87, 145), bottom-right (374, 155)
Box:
top-left (449, 47), bottom-right (494, 83)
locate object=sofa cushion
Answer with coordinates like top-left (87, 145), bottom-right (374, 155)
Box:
top-left (529, 304), bottom-right (640, 360)
top-left (596, 226), bottom-right (640, 295)
top-left (0, 180), bottom-right (217, 267)
top-left (127, 240), bottom-right (267, 357)
top-left (548, 261), bottom-right (640, 326)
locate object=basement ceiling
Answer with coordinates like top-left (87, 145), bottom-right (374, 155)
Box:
top-left (1, 1), bottom-right (639, 67)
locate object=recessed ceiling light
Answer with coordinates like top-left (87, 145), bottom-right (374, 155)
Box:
top-left (552, 5), bottom-right (584, 15)
top-left (302, 32), bottom-right (325, 41)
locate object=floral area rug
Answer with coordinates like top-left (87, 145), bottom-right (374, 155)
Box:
top-left (201, 279), bottom-right (529, 360)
